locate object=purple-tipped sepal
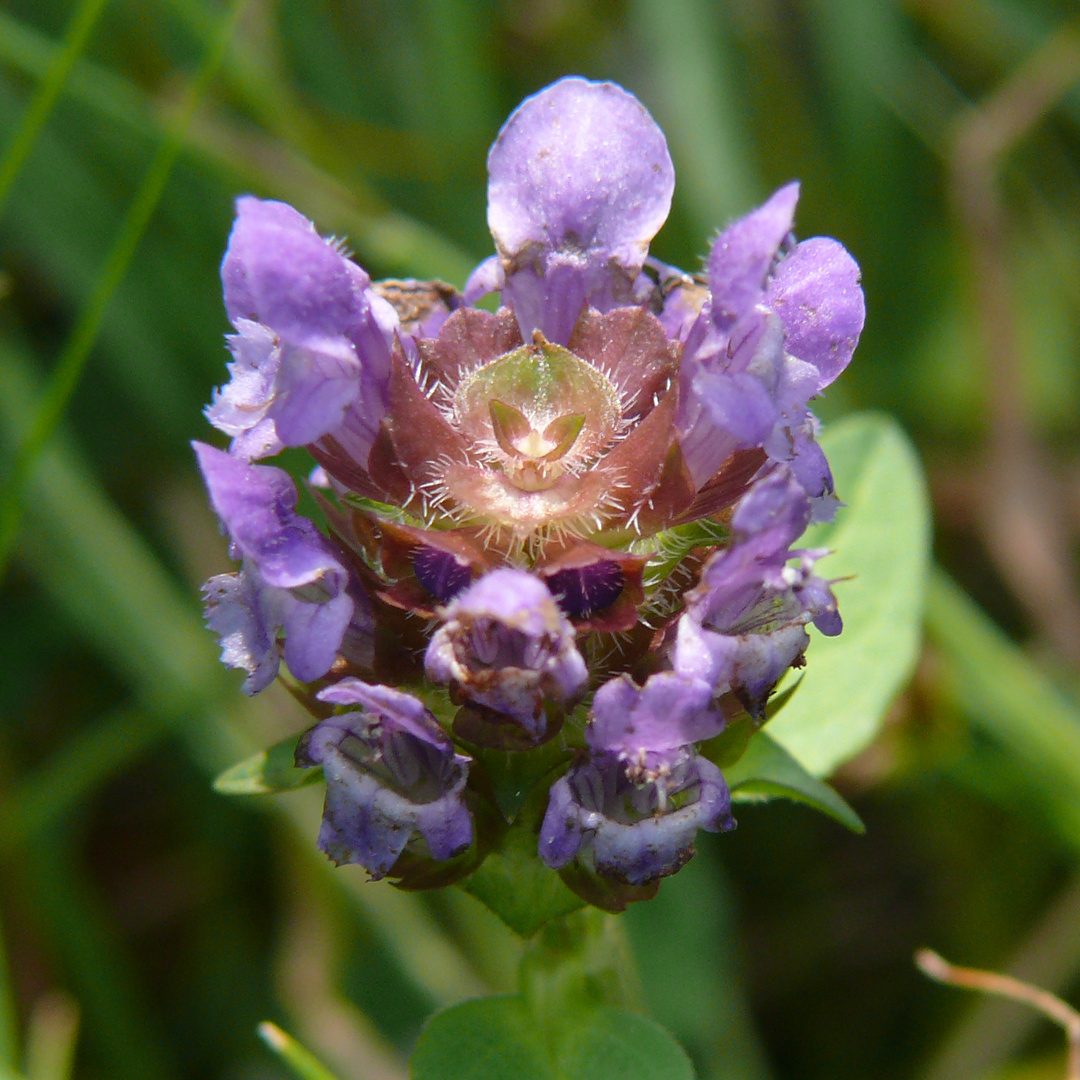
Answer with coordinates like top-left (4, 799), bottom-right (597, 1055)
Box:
top-left (424, 569), bottom-right (587, 747)
top-left (194, 442), bottom-right (354, 690)
top-left (539, 671), bottom-right (733, 885)
top-left (674, 470), bottom-right (841, 717)
top-left (298, 680), bottom-right (473, 879)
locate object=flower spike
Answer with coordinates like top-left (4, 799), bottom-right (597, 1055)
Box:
top-left (196, 77), bottom-right (863, 909)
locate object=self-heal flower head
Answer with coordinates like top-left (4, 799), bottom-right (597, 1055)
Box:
top-left (425, 568), bottom-right (587, 747)
top-left (297, 680), bottom-right (473, 878)
top-left (197, 76), bottom-right (864, 909)
top-left (540, 672), bottom-right (733, 885)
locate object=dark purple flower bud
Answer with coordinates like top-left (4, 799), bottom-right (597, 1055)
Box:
top-left (194, 443), bottom-right (354, 689)
top-left (487, 77), bottom-right (675, 343)
top-left (411, 545), bottom-right (474, 604)
top-left (210, 197), bottom-right (398, 458)
top-left (542, 559), bottom-right (624, 621)
top-left (298, 680), bottom-right (473, 878)
top-left (424, 569), bottom-right (587, 741)
top-left (674, 470), bottom-right (840, 716)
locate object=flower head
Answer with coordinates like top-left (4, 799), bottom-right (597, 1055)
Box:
top-left (197, 77), bottom-right (863, 906)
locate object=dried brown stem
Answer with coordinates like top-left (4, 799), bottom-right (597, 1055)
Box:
top-left (917, 948), bottom-right (1080, 1080)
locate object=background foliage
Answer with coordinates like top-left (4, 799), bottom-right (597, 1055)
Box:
top-left (2, 1), bottom-right (1080, 1078)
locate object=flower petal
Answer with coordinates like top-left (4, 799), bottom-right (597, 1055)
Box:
top-left (270, 337), bottom-right (362, 446)
top-left (223, 197), bottom-right (366, 344)
top-left (708, 182), bottom-right (799, 332)
top-left (488, 78), bottom-right (674, 269)
top-left (202, 568), bottom-right (281, 694)
top-left (766, 236), bottom-right (865, 390)
top-left (282, 590), bottom-right (355, 683)
top-left (193, 442), bottom-right (347, 593)
top-left (424, 569), bottom-right (587, 740)
top-left (300, 691), bottom-right (473, 877)
top-left (589, 672), bottom-right (722, 754)
top-left (488, 78), bottom-right (674, 339)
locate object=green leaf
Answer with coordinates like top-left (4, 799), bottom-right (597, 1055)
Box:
top-left (410, 996), bottom-right (694, 1080)
top-left (765, 412), bottom-right (931, 776)
top-left (470, 737), bottom-right (577, 821)
top-left (696, 674), bottom-right (805, 772)
top-left (554, 1006), bottom-right (695, 1080)
top-left (412, 997), bottom-right (547, 1080)
top-left (723, 732), bottom-right (864, 833)
top-left (212, 733), bottom-right (320, 796)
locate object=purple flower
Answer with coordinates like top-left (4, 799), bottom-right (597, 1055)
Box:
top-left (194, 442), bottom-right (354, 691)
top-left (487, 77), bottom-right (675, 343)
top-left (673, 470), bottom-right (841, 717)
top-left (198, 76), bottom-right (864, 901)
top-left (540, 672), bottom-right (733, 884)
top-left (209, 197), bottom-right (398, 460)
top-left (672, 183), bottom-right (865, 517)
top-left (298, 680), bottom-right (473, 878)
top-left (425, 569), bottom-right (587, 745)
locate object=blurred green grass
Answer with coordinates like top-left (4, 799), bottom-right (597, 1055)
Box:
top-left (3, 2), bottom-right (1080, 1078)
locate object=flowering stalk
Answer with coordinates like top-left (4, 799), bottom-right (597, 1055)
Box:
top-left (197, 77), bottom-right (864, 913)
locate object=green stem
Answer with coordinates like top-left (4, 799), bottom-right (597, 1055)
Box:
top-left (518, 908), bottom-right (645, 1027)
top-left (0, 0), bottom-right (249, 582)
top-left (0, 0), bottom-right (111, 217)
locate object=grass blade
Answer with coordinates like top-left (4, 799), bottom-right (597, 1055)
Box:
top-left (0, 0), bottom-right (249, 581)
top-left (257, 1023), bottom-right (343, 1080)
top-left (629, 0), bottom-right (758, 229)
top-left (925, 567), bottom-right (1080, 801)
top-left (0, 0), bottom-right (111, 216)
top-left (24, 993), bottom-right (79, 1080)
